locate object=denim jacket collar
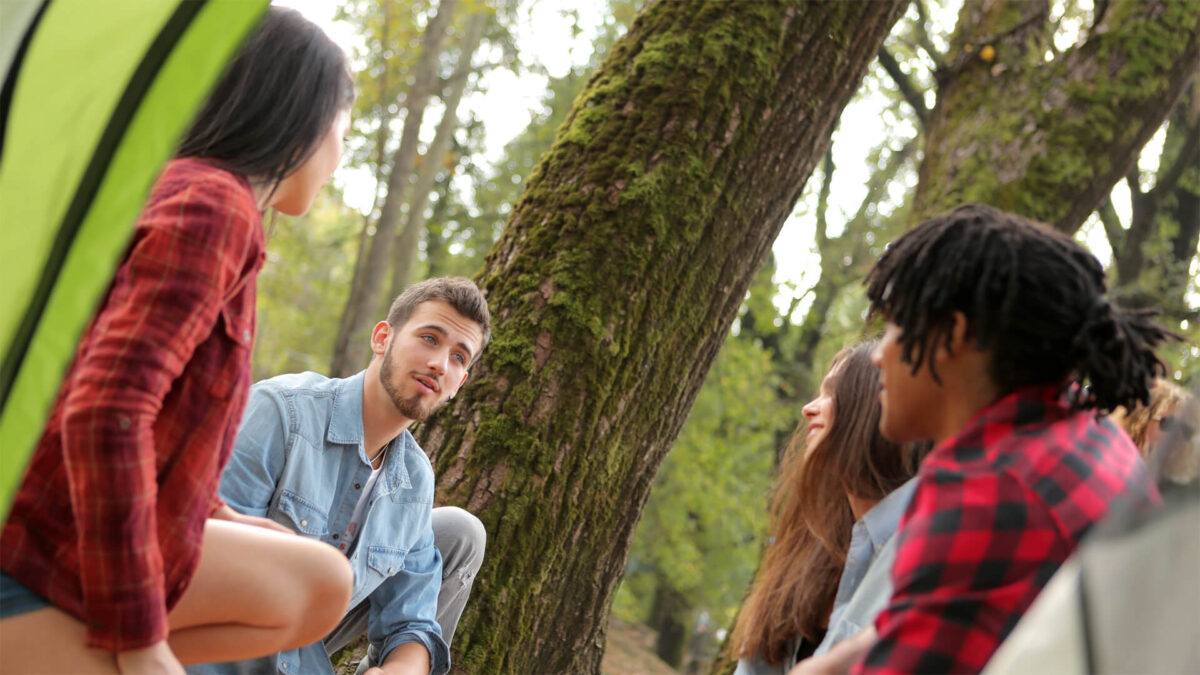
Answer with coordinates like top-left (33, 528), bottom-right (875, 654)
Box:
top-left (327, 371), bottom-right (414, 494)
top-left (326, 371), bottom-right (366, 446)
top-left (860, 477), bottom-right (917, 552)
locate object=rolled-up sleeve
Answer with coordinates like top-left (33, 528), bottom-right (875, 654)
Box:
top-left (368, 530), bottom-right (450, 675)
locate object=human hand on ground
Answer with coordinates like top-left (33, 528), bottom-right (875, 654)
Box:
top-left (115, 640), bottom-right (185, 675)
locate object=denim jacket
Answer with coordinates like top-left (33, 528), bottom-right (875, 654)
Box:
top-left (187, 371), bottom-right (448, 675)
top-left (813, 477), bottom-right (916, 656)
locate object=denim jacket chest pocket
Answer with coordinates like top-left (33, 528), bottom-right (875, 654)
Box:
top-left (274, 490), bottom-right (330, 536)
top-left (366, 545), bottom-right (408, 578)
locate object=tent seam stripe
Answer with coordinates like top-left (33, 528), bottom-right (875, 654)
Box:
top-left (0, 0), bottom-right (209, 407)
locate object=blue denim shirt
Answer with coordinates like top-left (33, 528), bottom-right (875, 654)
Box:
top-left (187, 371), bottom-right (448, 675)
top-left (813, 477), bottom-right (916, 656)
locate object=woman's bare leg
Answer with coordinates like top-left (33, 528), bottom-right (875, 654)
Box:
top-left (0, 607), bottom-right (118, 674)
top-left (0, 519), bottom-right (350, 670)
top-left (166, 518), bottom-right (353, 664)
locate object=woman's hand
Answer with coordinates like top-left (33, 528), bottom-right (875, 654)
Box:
top-left (211, 504), bottom-right (294, 535)
top-left (115, 640), bottom-right (185, 675)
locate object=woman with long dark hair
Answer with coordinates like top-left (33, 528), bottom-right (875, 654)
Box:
top-left (0, 9), bottom-right (355, 673)
top-left (731, 343), bottom-right (928, 674)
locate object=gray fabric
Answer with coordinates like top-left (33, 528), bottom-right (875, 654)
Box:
top-left (325, 506), bottom-right (486, 662)
top-left (985, 488), bottom-right (1200, 674)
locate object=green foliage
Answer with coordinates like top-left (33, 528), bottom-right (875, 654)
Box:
top-left (613, 333), bottom-right (790, 627)
top-left (252, 187), bottom-right (361, 380)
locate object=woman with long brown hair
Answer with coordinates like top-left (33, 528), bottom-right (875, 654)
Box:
top-left (731, 342), bottom-right (928, 674)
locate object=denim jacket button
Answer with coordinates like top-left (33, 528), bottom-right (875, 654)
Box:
top-left (387, 567), bottom-right (394, 574)
top-left (300, 519), bottom-right (307, 527)
top-left (354, 483), bottom-right (362, 490)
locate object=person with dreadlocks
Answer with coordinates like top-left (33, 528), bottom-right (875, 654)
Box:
top-left (791, 204), bottom-right (1170, 674)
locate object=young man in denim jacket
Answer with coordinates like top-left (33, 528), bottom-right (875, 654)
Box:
top-left (188, 277), bottom-right (490, 675)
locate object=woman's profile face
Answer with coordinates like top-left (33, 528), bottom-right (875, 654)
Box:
top-left (271, 107), bottom-right (352, 216)
top-left (802, 361), bottom-right (840, 450)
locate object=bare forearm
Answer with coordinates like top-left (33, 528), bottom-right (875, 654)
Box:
top-left (789, 626), bottom-right (875, 675)
top-left (367, 641), bottom-right (430, 675)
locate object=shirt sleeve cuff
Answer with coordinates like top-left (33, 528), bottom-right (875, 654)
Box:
top-left (380, 630), bottom-right (450, 675)
top-left (83, 592), bottom-right (169, 653)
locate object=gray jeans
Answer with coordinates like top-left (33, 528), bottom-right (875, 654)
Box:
top-left (323, 506), bottom-right (485, 670)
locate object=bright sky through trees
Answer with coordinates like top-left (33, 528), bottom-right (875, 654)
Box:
top-left (276, 0), bottom-right (1186, 330)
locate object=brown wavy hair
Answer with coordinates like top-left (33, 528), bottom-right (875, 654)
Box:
top-left (730, 342), bottom-right (927, 664)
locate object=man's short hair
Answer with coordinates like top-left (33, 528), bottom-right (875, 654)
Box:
top-left (386, 277), bottom-right (491, 363)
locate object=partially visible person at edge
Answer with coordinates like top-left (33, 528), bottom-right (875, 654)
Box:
top-left (1111, 378), bottom-right (1198, 485)
top-left (791, 203), bottom-right (1170, 674)
top-left (188, 278), bottom-right (490, 675)
top-left (1, 9), bottom-right (356, 674)
top-left (731, 343), bottom-right (931, 674)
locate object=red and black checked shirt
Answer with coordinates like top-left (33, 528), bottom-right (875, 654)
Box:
top-left (1, 159), bottom-right (264, 652)
top-left (855, 383), bottom-right (1158, 673)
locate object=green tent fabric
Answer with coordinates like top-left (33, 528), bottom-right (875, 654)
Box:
top-left (0, 0), bottom-right (269, 522)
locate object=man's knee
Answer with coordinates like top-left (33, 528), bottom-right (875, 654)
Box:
top-left (431, 506), bottom-right (486, 575)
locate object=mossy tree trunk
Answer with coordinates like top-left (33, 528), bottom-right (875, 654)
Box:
top-left (416, 1), bottom-right (909, 672)
top-left (912, 0), bottom-right (1200, 233)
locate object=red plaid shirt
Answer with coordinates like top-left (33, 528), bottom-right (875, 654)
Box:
top-left (856, 383), bottom-right (1158, 673)
top-left (1, 159), bottom-right (264, 652)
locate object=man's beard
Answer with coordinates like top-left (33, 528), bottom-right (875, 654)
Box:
top-left (379, 342), bottom-right (443, 421)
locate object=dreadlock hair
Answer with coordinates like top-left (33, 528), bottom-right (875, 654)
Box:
top-left (865, 203), bottom-right (1174, 413)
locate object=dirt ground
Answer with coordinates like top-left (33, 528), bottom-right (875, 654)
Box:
top-left (331, 616), bottom-right (679, 674)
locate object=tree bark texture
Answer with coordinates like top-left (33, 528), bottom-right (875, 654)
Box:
top-left (912, 0), bottom-right (1200, 233)
top-left (390, 12), bottom-right (488, 300)
top-left (331, 0), bottom-right (457, 377)
top-left (415, 1), bottom-right (909, 672)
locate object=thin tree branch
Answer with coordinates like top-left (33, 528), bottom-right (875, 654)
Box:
top-left (850, 137), bottom-right (918, 228)
top-left (1097, 197), bottom-right (1125, 254)
top-left (1149, 115), bottom-right (1200, 202)
top-left (912, 0), bottom-right (946, 70)
top-left (815, 146), bottom-right (834, 248)
top-left (877, 48), bottom-right (929, 130)
top-left (1125, 165), bottom-right (1142, 198)
top-left (1092, 0), bottom-right (1111, 31)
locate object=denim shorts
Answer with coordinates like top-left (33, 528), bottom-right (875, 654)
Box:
top-left (0, 570), bottom-right (51, 618)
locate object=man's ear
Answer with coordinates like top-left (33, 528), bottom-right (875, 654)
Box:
top-left (450, 371), bottom-right (469, 399)
top-left (370, 321), bottom-right (392, 357)
top-left (934, 311), bottom-right (971, 364)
